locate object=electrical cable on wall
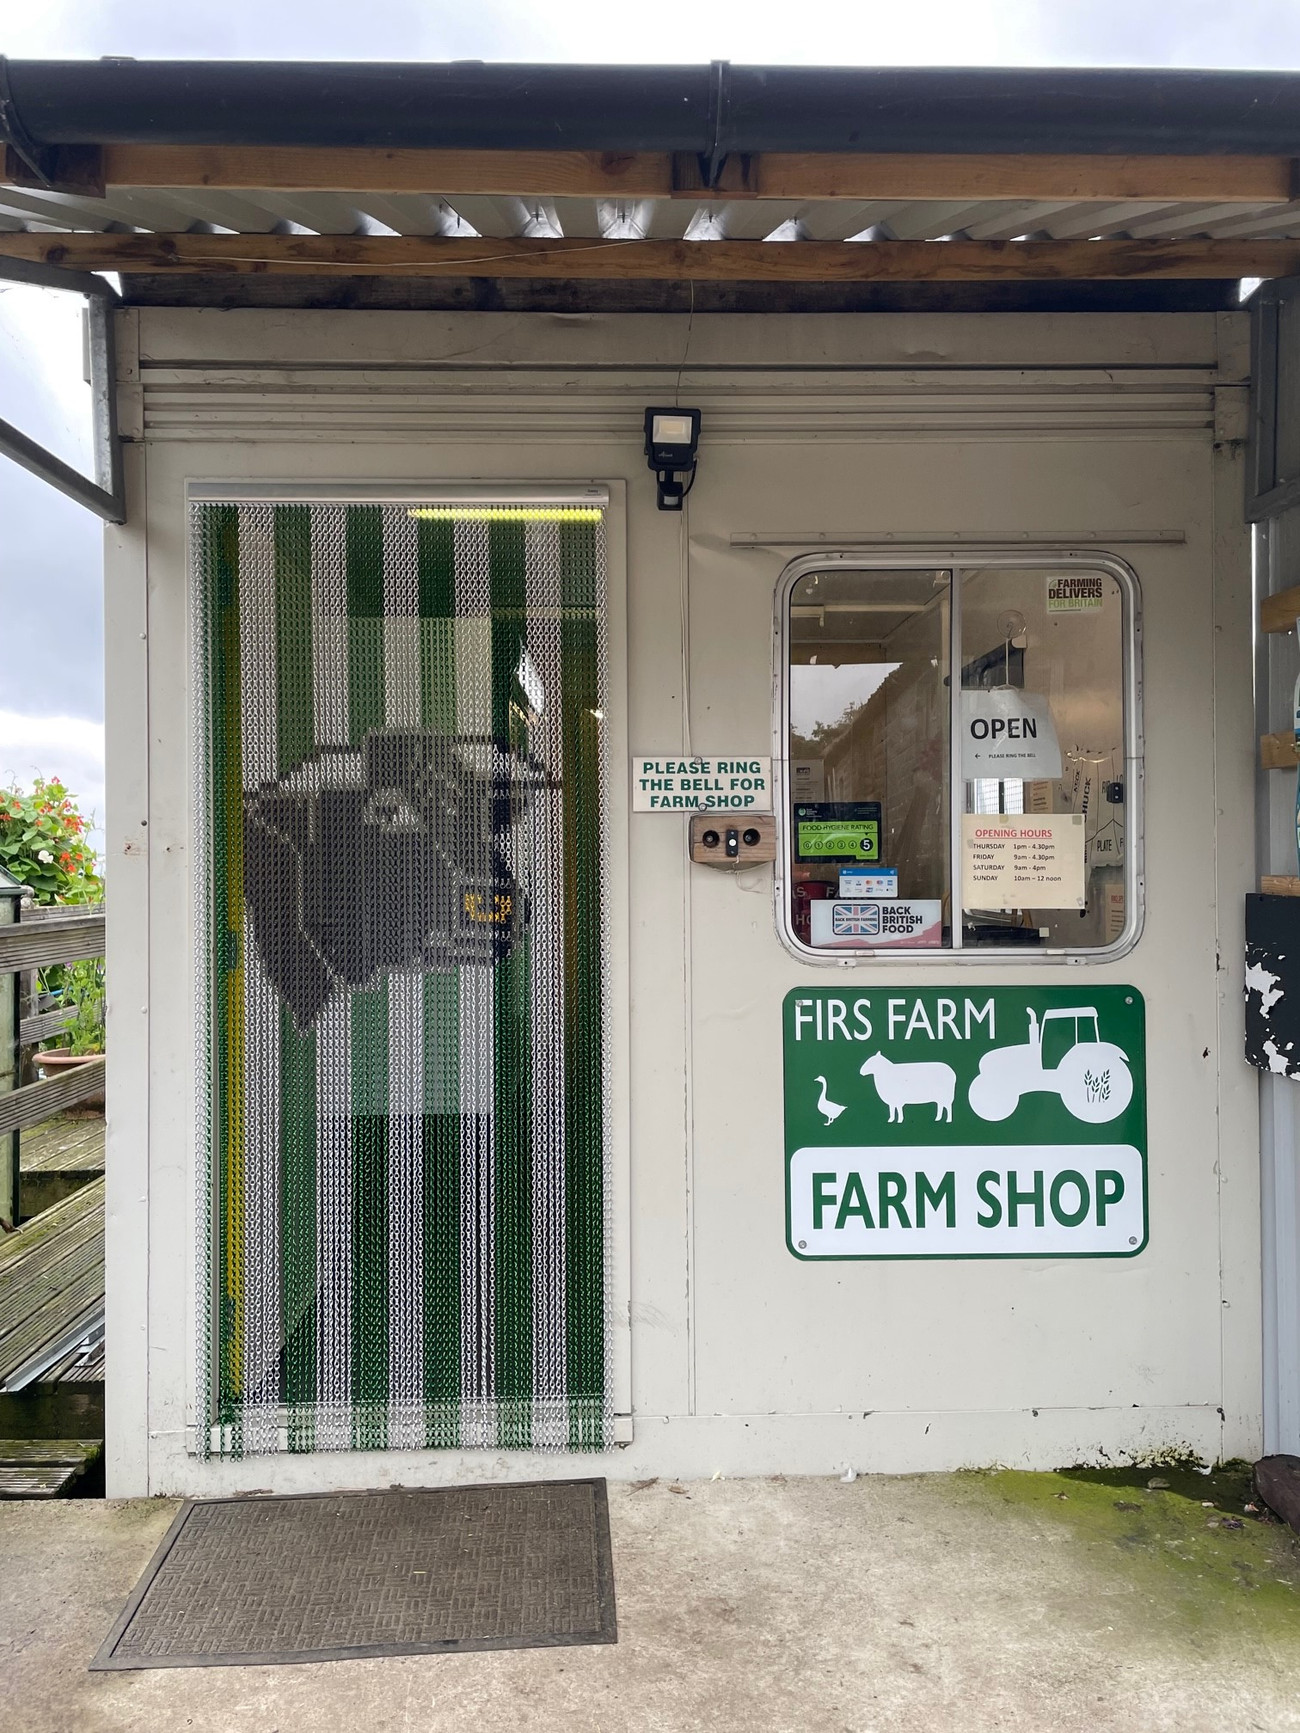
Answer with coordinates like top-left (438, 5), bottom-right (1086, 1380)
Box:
top-left (677, 282), bottom-right (696, 757)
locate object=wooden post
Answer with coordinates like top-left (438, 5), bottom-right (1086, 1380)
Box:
top-left (0, 879), bottom-right (21, 1230)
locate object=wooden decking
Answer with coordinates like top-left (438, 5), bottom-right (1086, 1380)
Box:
top-left (0, 1438), bottom-right (101, 1498)
top-left (0, 908), bottom-right (108, 1490)
top-left (1, 1119), bottom-right (104, 1390)
top-left (19, 1113), bottom-right (106, 1220)
top-left (20, 1113), bottom-right (106, 1177)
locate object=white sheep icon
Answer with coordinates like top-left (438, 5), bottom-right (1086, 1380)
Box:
top-left (859, 1053), bottom-right (957, 1124)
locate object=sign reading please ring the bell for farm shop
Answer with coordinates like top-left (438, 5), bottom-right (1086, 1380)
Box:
top-left (784, 987), bottom-right (1147, 1260)
top-left (632, 756), bottom-right (771, 811)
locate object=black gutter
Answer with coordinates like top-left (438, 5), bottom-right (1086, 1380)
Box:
top-left (4, 58), bottom-right (1300, 158)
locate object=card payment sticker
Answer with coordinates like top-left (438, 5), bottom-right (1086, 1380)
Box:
top-left (839, 867), bottom-right (898, 899)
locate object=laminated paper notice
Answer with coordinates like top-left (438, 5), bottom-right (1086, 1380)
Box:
top-left (962, 813), bottom-right (1086, 911)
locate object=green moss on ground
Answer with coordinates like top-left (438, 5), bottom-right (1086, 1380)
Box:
top-left (959, 1460), bottom-right (1300, 1644)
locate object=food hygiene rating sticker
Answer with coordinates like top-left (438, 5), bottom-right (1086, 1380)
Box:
top-left (783, 986), bottom-right (1147, 1260)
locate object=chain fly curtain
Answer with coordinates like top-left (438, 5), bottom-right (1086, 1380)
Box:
top-left (192, 497), bottom-right (611, 1457)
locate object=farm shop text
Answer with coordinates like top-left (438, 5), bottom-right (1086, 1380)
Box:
top-left (787, 1144), bottom-right (1146, 1258)
top-left (791, 994), bottom-right (996, 1044)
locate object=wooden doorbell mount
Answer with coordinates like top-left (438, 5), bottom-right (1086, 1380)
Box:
top-left (689, 811), bottom-right (777, 868)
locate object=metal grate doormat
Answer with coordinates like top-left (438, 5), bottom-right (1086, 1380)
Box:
top-left (91, 1479), bottom-right (616, 1670)
top-left (191, 499), bottom-right (612, 1458)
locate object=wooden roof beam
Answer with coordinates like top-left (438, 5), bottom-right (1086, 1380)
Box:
top-left (55, 144), bottom-right (1300, 205)
top-left (97, 146), bottom-right (677, 199)
top-left (757, 152), bottom-right (1296, 203)
top-left (5, 231), bottom-right (1300, 280)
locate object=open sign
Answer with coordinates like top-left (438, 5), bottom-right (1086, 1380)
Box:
top-left (970, 714), bottom-right (1039, 740)
top-left (961, 690), bottom-right (1062, 779)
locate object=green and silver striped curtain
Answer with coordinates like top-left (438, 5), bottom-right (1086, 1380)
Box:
top-left (192, 499), bottom-right (610, 1457)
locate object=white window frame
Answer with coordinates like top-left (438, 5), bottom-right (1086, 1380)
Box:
top-left (773, 548), bottom-right (1144, 966)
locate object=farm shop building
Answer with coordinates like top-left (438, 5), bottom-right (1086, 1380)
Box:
top-left (5, 57), bottom-right (1300, 1497)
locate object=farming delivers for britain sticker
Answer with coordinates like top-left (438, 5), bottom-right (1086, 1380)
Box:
top-left (783, 986), bottom-right (1147, 1259)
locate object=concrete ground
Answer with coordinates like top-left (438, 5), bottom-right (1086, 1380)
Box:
top-left (4, 1465), bottom-right (1300, 1732)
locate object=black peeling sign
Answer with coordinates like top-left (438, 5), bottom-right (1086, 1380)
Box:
top-left (1245, 894), bottom-right (1300, 1079)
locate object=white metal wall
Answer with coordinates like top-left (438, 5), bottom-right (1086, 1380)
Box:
top-left (104, 307), bottom-right (1259, 1496)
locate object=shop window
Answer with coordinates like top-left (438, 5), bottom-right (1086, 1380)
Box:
top-left (780, 557), bottom-right (1138, 958)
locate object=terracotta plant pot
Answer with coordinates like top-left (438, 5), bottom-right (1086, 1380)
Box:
top-left (37, 1049), bottom-right (105, 1111)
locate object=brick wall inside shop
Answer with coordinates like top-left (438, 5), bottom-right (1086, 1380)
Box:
top-left (821, 623), bottom-right (947, 904)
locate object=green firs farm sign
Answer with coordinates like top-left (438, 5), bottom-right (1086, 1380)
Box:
top-left (784, 987), bottom-right (1147, 1260)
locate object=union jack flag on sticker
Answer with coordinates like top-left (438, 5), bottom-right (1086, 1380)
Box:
top-left (832, 902), bottom-right (882, 937)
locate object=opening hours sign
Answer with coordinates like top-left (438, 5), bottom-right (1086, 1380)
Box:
top-left (783, 986), bottom-right (1147, 1260)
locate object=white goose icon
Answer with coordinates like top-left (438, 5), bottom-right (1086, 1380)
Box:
top-left (815, 1075), bottom-right (847, 1127)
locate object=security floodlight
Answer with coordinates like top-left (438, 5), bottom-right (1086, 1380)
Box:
top-left (644, 407), bottom-right (701, 511)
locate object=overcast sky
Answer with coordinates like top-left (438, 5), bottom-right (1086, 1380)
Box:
top-left (3, 0), bottom-right (1300, 867)
top-left (8, 0), bottom-right (1300, 66)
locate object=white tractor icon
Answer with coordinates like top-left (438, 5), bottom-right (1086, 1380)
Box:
top-left (967, 1006), bottom-right (1133, 1125)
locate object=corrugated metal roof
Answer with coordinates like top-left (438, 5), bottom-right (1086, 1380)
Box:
top-left (4, 184), bottom-right (1300, 244)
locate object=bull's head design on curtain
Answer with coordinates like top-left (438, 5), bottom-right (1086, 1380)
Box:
top-left (242, 728), bottom-right (555, 1033)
